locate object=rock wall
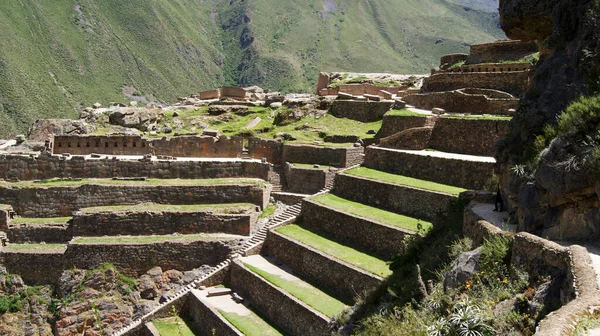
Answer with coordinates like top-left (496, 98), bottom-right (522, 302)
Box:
top-left (421, 71), bottom-right (531, 96)
top-left (264, 230), bottom-right (381, 303)
top-left (282, 144), bottom-right (364, 168)
top-left (0, 154), bottom-right (271, 181)
top-left (440, 54), bottom-right (469, 68)
top-left (0, 206), bottom-right (9, 230)
top-left (429, 117), bottom-right (510, 156)
top-left (333, 173), bottom-right (456, 222)
top-left (248, 137), bottom-right (282, 164)
top-left (187, 292), bottom-right (242, 336)
top-left (283, 163), bottom-right (333, 194)
top-left (301, 200), bottom-right (410, 259)
top-left (466, 40), bottom-right (538, 64)
top-left (52, 135), bottom-right (243, 158)
top-left (72, 210), bottom-right (258, 237)
top-left (377, 115), bottom-right (436, 138)
top-left (329, 100), bottom-right (393, 122)
top-left (230, 260), bottom-right (329, 336)
top-left (403, 89), bottom-right (519, 115)
top-left (0, 184), bottom-right (270, 217)
top-left (0, 238), bottom-right (242, 284)
top-left (7, 224), bottom-right (71, 243)
top-left (364, 146), bottom-right (494, 190)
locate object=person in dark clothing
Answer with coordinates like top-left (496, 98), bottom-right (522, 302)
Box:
top-left (493, 184), bottom-right (504, 212)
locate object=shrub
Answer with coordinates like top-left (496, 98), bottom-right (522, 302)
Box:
top-left (0, 295), bottom-right (22, 314)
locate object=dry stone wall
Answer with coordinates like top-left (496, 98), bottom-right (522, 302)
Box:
top-left (7, 224), bottom-right (71, 243)
top-left (248, 137), bottom-right (283, 164)
top-left (377, 115), bottom-right (435, 138)
top-left (403, 89), bottom-right (519, 115)
top-left (329, 100), bottom-right (393, 122)
top-left (283, 163), bottom-right (334, 194)
top-left (71, 210), bottom-right (259, 237)
top-left (187, 292), bottom-right (242, 336)
top-left (421, 71), bottom-right (531, 96)
top-left (333, 173), bottom-right (456, 222)
top-left (0, 154), bottom-right (271, 181)
top-left (466, 40), bottom-right (538, 64)
top-left (428, 118), bottom-right (510, 156)
top-left (264, 230), bottom-right (381, 302)
top-left (364, 146), bottom-right (493, 190)
top-left (0, 184), bottom-right (269, 217)
top-left (282, 144), bottom-right (363, 168)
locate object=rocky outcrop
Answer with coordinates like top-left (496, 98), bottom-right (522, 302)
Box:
top-left (108, 108), bottom-right (160, 131)
top-left (496, 0), bottom-right (600, 238)
top-left (28, 119), bottom-right (94, 141)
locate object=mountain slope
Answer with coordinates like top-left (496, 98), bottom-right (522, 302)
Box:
top-left (0, 0), bottom-right (504, 136)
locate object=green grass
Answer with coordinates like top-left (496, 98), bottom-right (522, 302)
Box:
top-left (152, 317), bottom-right (197, 336)
top-left (2, 244), bottom-right (67, 252)
top-left (244, 262), bottom-right (346, 318)
top-left (10, 217), bottom-right (72, 225)
top-left (345, 167), bottom-right (466, 195)
top-left (259, 204), bottom-right (277, 219)
top-left (73, 233), bottom-right (240, 244)
top-left (441, 114), bottom-right (513, 121)
top-left (80, 203), bottom-right (253, 213)
top-left (1, 178), bottom-right (265, 187)
top-left (276, 224), bottom-right (392, 277)
top-left (310, 193), bottom-right (432, 232)
top-left (384, 109), bottom-right (427, 117)
top-left (219, 309), bottom-right (284, 336)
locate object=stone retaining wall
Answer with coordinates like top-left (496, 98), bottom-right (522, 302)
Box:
top-left (7, 224), bottom-right (71, 243)
top-left (230, 260), bottom-right (329, 336)
top-left (421, 71), bottom-right (531, 96)
top-left (265, 230), bottom-right (382, 302)
top-left (0, 184), bottom-right (270, 217)
top-left (282, 144), bottom-right (363, 168)
top-left (428, 117), bottom-right (510, 156)
top-left (333, 173), bottom-right (456, 222)
top-left (0, 238), bottom-right (241, 284)
top-left (72, 210), bottom-right (258, 237)
top-left (248, 137), bottom-right (282, 164)
top-left (52, 135), bottom-right (243, 158)
top-left (187, 291), bottom-right (242, 336)
top-left (364, 146), bottom-right (493, 190)
top-left (283, 163), bottom-right (334, 194)
top-left (377, 115), bottom-right (435, 138)
top-left (301, 199), bottom-right (410, 259)
top-left (466, 40), bottom-right (538, 65)
top-left (403, 89), bottom-right (519, 115)
top-left (0, 154), bottom-right (271, 181)
top-left (329, 100), bottom-right (393, 122)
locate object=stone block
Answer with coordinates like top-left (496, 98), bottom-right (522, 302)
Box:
top-left (379, 90), bottom-right (393, 99)
top-left (432, 107), bottom-right (446, 115)
top-left (363, 94), bottom-right (381, 101)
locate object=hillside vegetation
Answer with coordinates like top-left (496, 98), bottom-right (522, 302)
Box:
top-left (0, 0), bottom-right (504, 136)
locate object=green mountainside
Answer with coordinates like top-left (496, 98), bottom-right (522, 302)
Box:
top-left (0, 0), bottom-right (504, 136)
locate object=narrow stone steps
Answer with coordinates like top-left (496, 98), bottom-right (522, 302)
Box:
top-left (188, 287), bottom-right (283, 336)
top-left (332, 171), bottom-right (459, 222)
top-left (230, 255), bottom-right (344, 336)
top-left (363, 146), bottom-right (495, 190)
top-left (301, 195), bottom-right (423, 259)
top-left (265, 226), bottom-right (385, 303)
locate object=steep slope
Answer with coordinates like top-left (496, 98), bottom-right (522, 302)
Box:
top-left (218, 0), bottom-right (505, 91)
top-left (0, 0), bottom-right (224, 136)
top-left (0, 0), bottom-right (505, 137)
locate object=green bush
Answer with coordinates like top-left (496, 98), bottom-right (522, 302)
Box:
top-left (0, 295), bottom-right (22, 314)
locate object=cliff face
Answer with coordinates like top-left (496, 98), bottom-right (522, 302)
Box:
top-left (497, 0), bottom-right (600, 239)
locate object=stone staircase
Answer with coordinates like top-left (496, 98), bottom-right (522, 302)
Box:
top-left (269, 165), bottom-right (286, 192)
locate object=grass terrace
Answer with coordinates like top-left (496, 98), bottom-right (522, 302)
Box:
top-left (219, 309), bottom-right (284, 336)
top-left (292, 163), bottom-right (333, 169)
top-left (276, 224), bottom-right (392, 278)
top-left (2, 244), bottom-right (67, 252)
top-left (10, 217), bottom-right (72, 225)
top-left (310, 193), bottom-right (432, 232)
top-left (152, 316), bottom-right (197, 336)
top-left (384, 109), bottom-right (428, 117)
top-left (80, 203), bottom-right (255, 213)
top-left (345, 167), bottom-right (466, 195)
top-left (0, 178), bottom-right (266, 187)
top-left (72, 233), bottom-right (243, 244)
top-left (244, 262), bottom-right (347, 317)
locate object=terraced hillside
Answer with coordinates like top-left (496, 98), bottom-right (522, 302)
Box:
top-left (0, 0), bottom-right (504, 136)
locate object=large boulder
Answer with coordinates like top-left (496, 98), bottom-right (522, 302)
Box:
top-left (109, 108), bottom-right (159, 131)
top-left (27, 119), bottom-right (94, 141)
top-left (443, 247), bottom-right (482, 290)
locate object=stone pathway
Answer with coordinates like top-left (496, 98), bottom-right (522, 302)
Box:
top-left (194, 288), bottom-right (250, 316)
top-left (471, 203), bottom-right (516, 232)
